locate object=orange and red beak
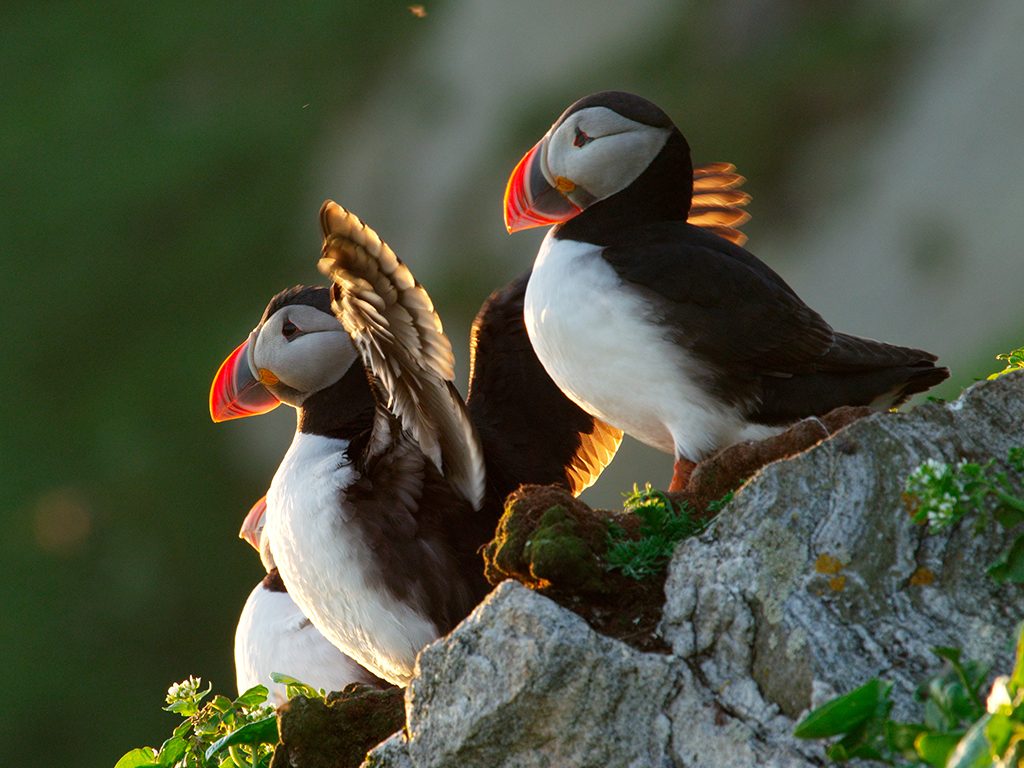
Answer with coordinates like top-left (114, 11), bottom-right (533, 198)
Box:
top-left (239, 495), bottom-right (268, 551)
top-left (209, 333), bottom-right (281, 422)
top-left (503, 137), bottom-right (583, 233)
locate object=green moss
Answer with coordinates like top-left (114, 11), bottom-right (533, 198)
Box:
top-left (523, 506), bottom-right (607, 593)
top-left (482, 486), bottom-right (614, 594)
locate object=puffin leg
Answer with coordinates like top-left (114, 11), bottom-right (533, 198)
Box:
top-left (668, 458), bottom-right (697, 492)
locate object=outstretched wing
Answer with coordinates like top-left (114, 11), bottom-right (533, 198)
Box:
top-left (689, 162), bottom-right (751, 246)
top-left (467, 273), bottom-right (623, 498)
top-left (317, 201), bottom-right (485, 510)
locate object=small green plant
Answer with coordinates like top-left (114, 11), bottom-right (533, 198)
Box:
top-left (115, 676), bottom-right (278, 768)
top-left (795, 624), bottom-right (1024, 766)
top-left (269, 672), bottom-right (328, 701)
top-left (988, 346), bottom-right (1024, 380)
top-left (605, 484), bottom-right (709, 579)
top-left (904, 447), bottom-right (1024, 582)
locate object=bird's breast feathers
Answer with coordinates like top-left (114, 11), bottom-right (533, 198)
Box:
top-left (265, 431), bottom-right (438, 685)
top-left (524, 233), bottom-right (779, 459)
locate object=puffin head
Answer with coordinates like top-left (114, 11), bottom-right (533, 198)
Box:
top-left (209, 285), bottom-right (360, 422)
top-left (504, 91), bottom-right (689, 233)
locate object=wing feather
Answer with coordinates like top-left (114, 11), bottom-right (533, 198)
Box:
top-left (317, 201), bottom-right (485, 509)
top-left (690, 162), bottom-right (751, 245)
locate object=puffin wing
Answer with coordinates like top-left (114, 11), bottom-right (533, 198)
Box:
top-left (467, 272), bottom-right (622, 497)
top-left (689, 163), bottom-right (751, 246)
top-left (317, 201), bottom-right (486, 510)
top-left (600, 225), bottom-right (836, 374)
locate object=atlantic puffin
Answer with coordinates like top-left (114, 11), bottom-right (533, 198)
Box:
top-left (504, 90), bottom-right (949, 490)
top-left (211, 177), bottom-right (754, 683)
top-left (211, 254), bottom-right (487, 684)
top-left (233, 496), bottom-right (385, 705)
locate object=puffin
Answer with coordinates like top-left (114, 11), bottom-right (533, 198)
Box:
top-left (233, 496), bottom-right (385, 706)
top-left (211, 176), bottom-right (753, 684)
top-left (504, 90), bottom-right (949, 491)
top-left (211, 275), bottom-right (486, 684)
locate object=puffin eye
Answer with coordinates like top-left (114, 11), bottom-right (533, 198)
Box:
top-left (282, 319), bottom-right (301, 341)
top-left (573, 127), bottom-right (592, 148)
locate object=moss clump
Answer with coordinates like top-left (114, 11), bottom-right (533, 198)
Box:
top-left (483, 486), bottom-right (614, 595)
top-left (482, 485), bottom-right (673, 652)
top-left (271, 683), bottom-right (403, 768)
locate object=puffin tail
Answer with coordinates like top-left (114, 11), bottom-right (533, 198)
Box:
top-left (756, 333), bottom-right (950, 423)
top-left (876, 363), bottom-right (950, 408)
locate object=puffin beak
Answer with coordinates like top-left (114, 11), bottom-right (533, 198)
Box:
top-left (239, 495), bottom-right (267, 551)
top-left (209, 333), bottom-right (281, 422)
top-left (504, 137), bottom-right (582, 233)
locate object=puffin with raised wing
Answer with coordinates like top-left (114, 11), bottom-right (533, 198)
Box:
top-left (504, 90), bottom-right (949, 491)
top-left (211, 261), bottom-right (486, 685)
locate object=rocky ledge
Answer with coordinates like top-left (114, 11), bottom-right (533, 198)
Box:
top-left (360, 372), bottom-right (1023, 767)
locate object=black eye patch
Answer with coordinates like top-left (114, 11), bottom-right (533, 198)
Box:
top-left (282, 319), bottom-right (301, 340)
top-left (573, 127), bottom-right (592, 147)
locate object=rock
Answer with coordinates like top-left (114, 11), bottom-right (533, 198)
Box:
top-left (362, 372), bottom-right (1024, 768)
top-left (366, 581), bottom-right (678, 768)
top-left (659, 371), bottom-right (1024, 764)
top-left (272, 684), bottom-right (404, 768)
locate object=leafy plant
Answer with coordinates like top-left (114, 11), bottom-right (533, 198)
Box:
top-left (605, 484), bottom-right (709, 579)
top-left (269, 672), bottom-right (327, 702)
top-left (115, 676), bottom-right (278, 768)
top-left (795, 625), bottom-right (1024, 767)
top-left (988, 346), bottom-right (1024, 380)
top-left (903, 448), bottom-right (1024, 582)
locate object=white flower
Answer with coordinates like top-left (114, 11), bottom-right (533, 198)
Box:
top-left (166, 675), bottom-right (202, 703)
top-left (986, 675), bottom-right (1012, 713)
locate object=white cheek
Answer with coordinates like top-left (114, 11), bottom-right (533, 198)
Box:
top-left (563, 129), bottom-right (670, 200)
top-left (258, 332), bottom-right (358, 395)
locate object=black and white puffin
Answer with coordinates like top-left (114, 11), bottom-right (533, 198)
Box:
top-left (504, 90), bottom-right (949, 491)
top-left (211, 177), bottom-right (753, 684)
top-left (211, 224), bottom-right (487, 684)
top-left (233, 496), bottom-right (385, 705)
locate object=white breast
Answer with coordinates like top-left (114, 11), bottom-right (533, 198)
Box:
top-left (265, 432), bottom-right (439, 686)
top-left (234, 583), bottom-right (378, 707)
top-left (524, 232), bottom-right (780, 461)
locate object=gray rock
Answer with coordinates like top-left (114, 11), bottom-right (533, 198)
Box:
top-left (368, 580), bottom-right (678, 768)
top-left (366, 372), bottom-right (1024, 768)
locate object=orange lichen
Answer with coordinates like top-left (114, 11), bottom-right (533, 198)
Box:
top-left (815, 554), bottom-right (844, 575)
top-left (828, 575), bottom-right (847, 592)
top-left (909, 566), bottom-right (936, 586)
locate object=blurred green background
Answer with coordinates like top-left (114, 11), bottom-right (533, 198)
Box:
top-left (3, 2), bottom-right (1021, 765)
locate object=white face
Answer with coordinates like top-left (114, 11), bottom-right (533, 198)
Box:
top-left (542, 106), bottom-right (671, 206)
top-left (251, 304), bottom-right (358, 406)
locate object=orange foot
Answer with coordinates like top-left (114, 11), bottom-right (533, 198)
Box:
top-left (668, 458), bottom-right (697, 492)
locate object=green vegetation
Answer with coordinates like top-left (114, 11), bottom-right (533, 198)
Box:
top-left (903, 447), bottom-right (1024, 583)
top-left (988, 347), bottom-right (1024, 380)
top-left (605, 484), bottom-right (711, 580)
top-left (115, 677), bottom-right (278, 768)
top-left (795, 626), bottom-right (1024, 767)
